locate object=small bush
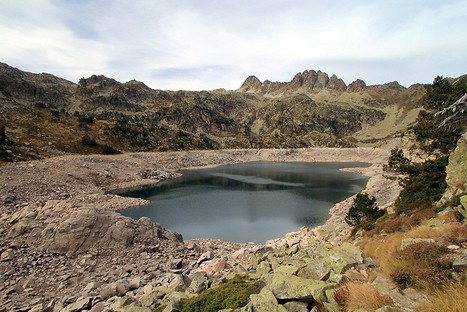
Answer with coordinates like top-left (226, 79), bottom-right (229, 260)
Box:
top-left (179, 275), bottom-right (264, 312)
top-left (101, 144), bottom-right (121, 155)
top-left (391, 268), bottom-right (412, 289)
top-left (81, 134), bottom-right (98, 146)
top-left (345, 193), bottom-right (385, 227)
top-left (386, 148), bottom-right (410, 172)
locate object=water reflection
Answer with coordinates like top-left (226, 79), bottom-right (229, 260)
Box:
top-left (121, 161), bottom-right (368, 242)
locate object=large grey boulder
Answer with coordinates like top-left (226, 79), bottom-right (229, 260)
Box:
top-left (271, 274), bottom-right (334, 302)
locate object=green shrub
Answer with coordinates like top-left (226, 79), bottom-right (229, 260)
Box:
top-left (179, 275), bottom-right (264, 312)
top-left (395, 156), bottom-right (448, 215)
top-left (345, 193), bottom-right (385, 227)
top-left (386, 148), bottom-right (410, 172)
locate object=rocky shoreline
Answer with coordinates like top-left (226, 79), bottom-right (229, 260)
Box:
top-left (0, 147), bottom-right (397, 311)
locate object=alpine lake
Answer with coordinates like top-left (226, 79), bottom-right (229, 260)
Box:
top-left (120, 161), bottom-right (369, 243)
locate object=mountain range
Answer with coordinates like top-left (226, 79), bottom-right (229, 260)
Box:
top-left (0, 62), bottom-right (428, 162)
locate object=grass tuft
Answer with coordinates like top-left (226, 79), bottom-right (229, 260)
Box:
top-left (417, 282), bottom-right (467, 312)
top-left (334, 282), bottom-right (393, 312)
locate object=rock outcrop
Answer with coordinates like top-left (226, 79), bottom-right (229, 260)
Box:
top-left (238, 69), bottom-right (350, 95)
top-left (445, 130), bottom-right (467, 198)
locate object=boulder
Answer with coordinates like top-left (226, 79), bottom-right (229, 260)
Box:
top-left (445, 131), bottom-right (467, 197)
top-left (168, 274), bottom-right (191, 292)
top-left (282, 301), bottom-right (309, 312)
top-left (250, 287), bottom-right (284, 312)
top-left (197, 251), bottom-right (214, 264)
top-left (0, 249), bottom-right (14, 261)
top-left (453, 253), bottom-right (467, 271)
top-left (187, 271), bottom-right (209, 294)
top-left (271, 273), bottom-right (334, 302)
top-left (400, 238), bottom-right (435, 250)
top-left (62, 297), bottom-right (93, 312)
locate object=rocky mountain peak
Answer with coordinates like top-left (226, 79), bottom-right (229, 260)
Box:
top-left (347, 79), bottom-right (367, 92)
top-left (238, 75), bottom-right (262, 93)
top-left (78, 75), bottom-right (120, 92)
top-left (239, 69), bottom-right (349, 95)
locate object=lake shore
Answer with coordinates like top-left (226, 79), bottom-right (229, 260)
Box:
top-left (0, 147), bottom-right (399, 310)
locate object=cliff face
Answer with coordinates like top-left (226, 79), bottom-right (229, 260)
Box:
top-left (0, 63), bottom-right (426, 161)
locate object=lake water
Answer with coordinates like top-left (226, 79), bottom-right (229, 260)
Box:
top-left (120, 161), bottom-right (369, 243)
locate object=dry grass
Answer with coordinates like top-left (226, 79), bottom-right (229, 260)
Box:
top-left (417, 282), bottom-right (467, 312)
top-left (334, 282), bottom-right (393, 312)
top-left (360, 223), bottom-right (461, 278)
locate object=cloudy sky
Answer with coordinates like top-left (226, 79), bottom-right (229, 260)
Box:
top-left (1, 0), bottom-right (466, 90)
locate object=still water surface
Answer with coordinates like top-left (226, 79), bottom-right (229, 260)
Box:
top-left (121, 161), bottom-right (368, 242)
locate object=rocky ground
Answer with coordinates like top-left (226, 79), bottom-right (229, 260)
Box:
top-left (0, 147), bottom-right (398, 311)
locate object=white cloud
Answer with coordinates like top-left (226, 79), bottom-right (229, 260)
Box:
top-left (1, 0), bottom-right (466, 90)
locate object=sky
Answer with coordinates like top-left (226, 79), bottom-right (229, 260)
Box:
top-left (1, 0), bottom-right (467, 91)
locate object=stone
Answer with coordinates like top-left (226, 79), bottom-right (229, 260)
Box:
top-left (375, 306), bottom-right (404, 312)
top-left (1, 249), bottom-right (14, 261)
top-left (143, 283), bottom-right (153, 294)
top-left (89, 302), bottom-right (107, 312)
top-left (282, 301), bottom-right (308, 312)
top-left (188, 271), bottom-right (209, 294)
top-left (400, 238), bottom-right (435, 250)
top-left (122, 264), bottom-right (135, 273)
top-left (62, 297), bottom-right (93, 312)
top-left (459, 196), bottom-right (467, 219)
top-left (28, 303), bottom-right (45, 312)
top-left (447, 245), bottom-right (460, 250)
top-left (115, 280), bottom-right (130, 296)
top-left (453, 253), bottom-right (467, 271)
top-left (423, 218), bottom-right (443, 227)
top-left (343, 269), bottom-right (368, 283)
top-left (445, 131), bottom-right (467, 198)
top-left (323, 302), bottom-right (341, 312)
top-left (100, 284), bottom-right (118, 300)
top-left (139, 291), bottom-right (158, 307)
top-left (271, 273), bottom-right (334, 302)
top-left (127, 276), bottom-right (141, 290)
top-left (372, 277), bottom-right (428, 310)
top-left (83, 282), bottom-right (100, 293)
top-left (168, 274), bottom-right (190, 292)
top-left (162, 301), bottom-right (181, 312)
top-left (250, 287), bottom-right (283, 312)
top-left (197, 251), bottom-right (214, 264)
top-left (170, 258), bottom-right (184, 269)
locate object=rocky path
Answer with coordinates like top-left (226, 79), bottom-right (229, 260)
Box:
top-left (0, 148), bottom-right (393, 311)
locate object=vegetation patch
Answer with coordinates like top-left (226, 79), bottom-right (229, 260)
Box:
top-left (179, 275), bottom-right (264, 312)
top-left (390, 241), bottom-right (451, 289)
